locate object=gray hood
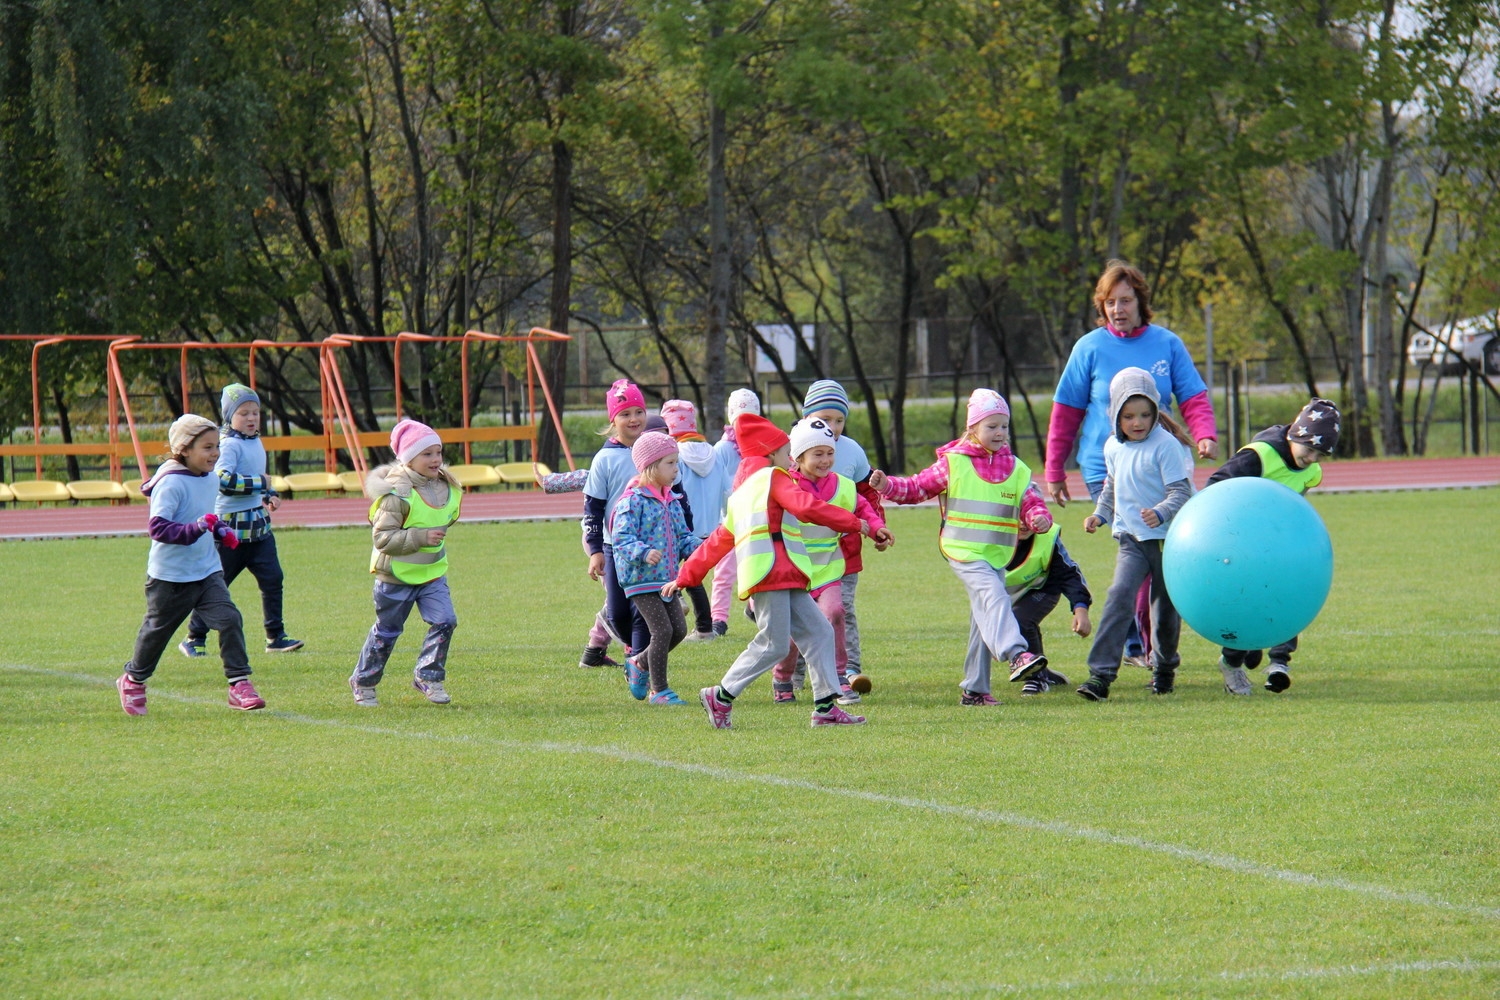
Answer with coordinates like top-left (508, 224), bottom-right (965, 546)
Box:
top-left (677, 439), bottom-right (718, 477)
top-left (1107, 367), bottom-right (1161, 441)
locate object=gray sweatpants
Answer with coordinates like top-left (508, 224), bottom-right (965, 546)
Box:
top-left (719, 588), bottom-right (840, 701)
top-left (126, 572), bottom-right (248, 683)
top-left (1085, 536), bottom-right (1179, 683)
top-left (841, 571), bottom-right (862, 672)
top-left (952, 558), bottom-right (1027, 695)
top-left (353, 577), bottom-right (457, 686)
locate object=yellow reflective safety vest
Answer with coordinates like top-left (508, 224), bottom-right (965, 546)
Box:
top-left (940, 453), bottom-right (1028, 570)
top-left (723, 466), bottom-right (812, 600)
top-left (798, 474), bottom-right (855, 591)
top-left (1004, 521), bottom-right (1061, 599)
top-left (369, 485), bottom-right (461, 584)
top-left (1246, 440), bottom-right (1321, 494)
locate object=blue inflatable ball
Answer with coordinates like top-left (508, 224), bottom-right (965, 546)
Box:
top-left (1162, 477), bottom-right (1333, 650)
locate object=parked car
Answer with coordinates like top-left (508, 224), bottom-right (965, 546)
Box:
top-left (1408, 315), bottom-right (1500, 375)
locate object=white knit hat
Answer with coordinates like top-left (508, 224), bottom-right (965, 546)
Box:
top-left (725, 388), bottom-right (761, 423)
top-left (788, 416), bottom-right (838, 460)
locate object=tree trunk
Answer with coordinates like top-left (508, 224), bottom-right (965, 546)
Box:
top-left (705, 28), bottom-right (730, 444)
top-left (537, 133), bottom-right (573, 469)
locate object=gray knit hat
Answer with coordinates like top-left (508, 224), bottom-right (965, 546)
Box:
top-left (221, 383), bottom-right (260, 422)
top-left (1288, 398), bottom-right (1341, 454)
top-left (1107, 367), bottom-right (1161, 440)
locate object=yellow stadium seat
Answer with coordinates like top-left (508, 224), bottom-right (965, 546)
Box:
top-left (67, 480), bottom-right (129, 503)
top-left (268, 475), bottom-right (291, 494)
top-left (338, 470), bottom-right (366, 493)
top-left (123, 478), bottom-right (145, 500)
top-left (10, 480), bottom-right (71, 504)
top-left (449, 463), bottom-right (501, 490)
top-left (495, 462), bottom-right (549, 486)
top-left (0, 482), bottom-right (14, 503)
top-left (282, 472), bottom-right (344, 496)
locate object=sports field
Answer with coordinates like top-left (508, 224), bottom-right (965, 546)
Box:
top-left (1, 489), bottom-right (1496, 998)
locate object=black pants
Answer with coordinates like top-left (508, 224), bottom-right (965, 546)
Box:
top-left (603, 544), bottom-right (649, 654)
top-left (187, 534), bottom-right (285, 642)
top-left (127, 573), bottom-right (248, 683)
top-left (1012, 589), bottom-right (1062, 658)
top-left (686, 584), bottom-right (713, 633)
top-left (1222, 636), bottom-right (1298, 668)
top-left (630, 593), bottom-right (688, 692)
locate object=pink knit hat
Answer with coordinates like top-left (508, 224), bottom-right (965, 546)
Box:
top-left (965, 388), bottom-right (1010, 427)
top-left (606, 379), bottom-right (647, 421)
top-left (632, 431), bottom-right (678, 472)
top-left (390, 417), bottom-right (442, 465)
top-left (660, 399), bottom-right (698, 436)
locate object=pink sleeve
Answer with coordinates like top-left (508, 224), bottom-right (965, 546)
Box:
top-left (1045, 403), bottom-right (1086, 483)
top-left (881, 458), bottom-right (949, 504)
top-left (1020, 485), bottom-right (1053, 530)
top-left (853, 492), bottom-right (885, 534)
top-left (1179, 391), bottom-right (1218, 443)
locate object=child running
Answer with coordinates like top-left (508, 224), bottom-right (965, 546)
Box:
top-left (661, 399), bottom-right (728, 642)
top-left (351, 418), bottom-right (462, 707)
top-left (869, 389), bottom-right (1052, 704)
top-left (611, 431), bottom-right (702, 704)
top-left (1076, 368), bottom-right (1196, 700)
top-left (116, 414), bottom-right (264, 715)
top-left (1205, 397), bottom-right (1340, 695)
top-left (667, 413), bottom-right (878, 728)
top-left (799, 379), bottom-right (883, 692)
top-left (580, 380), bottom-right (651, 667)
top-left (1007, 519), bottom-right (1093, 695)
top-left (180, 384), bottom-right (301, 659)
top-left (707, 388), bottom-right (763, 636)
top-left (770, 416), bottom-right (892, 704)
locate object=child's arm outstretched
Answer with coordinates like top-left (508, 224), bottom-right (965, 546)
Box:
top-left (867, 455), bottom-right (948, 505)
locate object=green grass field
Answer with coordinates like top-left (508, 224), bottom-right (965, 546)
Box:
top-left (1, 489), bottom-right (1497, 998)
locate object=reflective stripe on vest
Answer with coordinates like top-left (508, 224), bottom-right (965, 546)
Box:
top-left (1245, 440), bottom-right (1321, 494)
top-left (799, 474), bottom-right (855, 591)
top-left (939, 453), bottom-right (1028, 569)
top-left (369, 483), bottom-right (461, 584)
top-left (1005, 521), bottom-right (1060, 599)
top-left (723, 466), bottom-right (812, 600)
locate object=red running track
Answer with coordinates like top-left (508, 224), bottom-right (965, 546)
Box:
top-left (1, 455), bottom-right (1495, 542)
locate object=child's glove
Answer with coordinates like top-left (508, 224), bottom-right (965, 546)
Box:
top-left (195, 513), bottom-right (220, 534)
top-left (214, 522), bottom-right (240, 550)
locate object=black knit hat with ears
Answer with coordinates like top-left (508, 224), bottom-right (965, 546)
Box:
top-left (1288, 398), bottom-right (1341, 454)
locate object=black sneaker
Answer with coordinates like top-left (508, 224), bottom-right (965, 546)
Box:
top-left (1265, 664), bottom-right (1291, 692)
top-left (711, 619), bottom-right (728, 637)
top-left (579, 645), bottom-right (620, 669)
top-left (1076, 679), bottom-right (1110, 701)
top-left (1149, 672), bottom-right (1175, 695)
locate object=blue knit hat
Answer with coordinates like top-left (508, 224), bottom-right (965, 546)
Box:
top-left (221, 383), bottom-right (260, 421)
top-left (802, 379), bottom-right (849, 417)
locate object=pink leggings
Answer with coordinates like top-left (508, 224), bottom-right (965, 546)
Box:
top-left (772, 583), bottom-right (846, 682)
top-left (710, 548), bottom-right (737, 622)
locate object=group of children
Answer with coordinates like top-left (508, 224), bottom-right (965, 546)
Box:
top-left (115, 371), bottom-right (1339, 726)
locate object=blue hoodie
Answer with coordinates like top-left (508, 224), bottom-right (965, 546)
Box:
top-left (610, 481), bottom-right (701, 598)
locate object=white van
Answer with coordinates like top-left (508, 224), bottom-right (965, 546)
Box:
top-left (1408, 315), bottom-right (1499, 374)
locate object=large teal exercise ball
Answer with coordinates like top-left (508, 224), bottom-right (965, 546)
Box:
top-left (1162, 477), bottom-right (1333, 650)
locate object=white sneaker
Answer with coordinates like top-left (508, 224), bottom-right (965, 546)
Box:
top-left (1219, 660), bottom-right (1253, 696)
top-left (683, 629), bottom-right (717, 643)
top-left (350, 677), bottom-right (379, 706)
top-left (414, 678), bottom-right (451, 704)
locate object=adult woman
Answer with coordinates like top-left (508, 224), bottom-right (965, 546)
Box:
top-left (1045, 261), bottom-right (1218, 667)
top-left (1045, 260), bottom-right (1218, 505)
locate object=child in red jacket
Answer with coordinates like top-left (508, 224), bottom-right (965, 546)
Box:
top-left (664, 414), bottom-right (880, 729)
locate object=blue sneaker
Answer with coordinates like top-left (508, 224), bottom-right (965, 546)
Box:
top-left (178, 638), bottom-right (206, 658)
top-left (626, 655), bottom-right (649, 701)
top-left (265, 635), bottom-right (304, 653)
top-left (648, 688), bottom-right (686, 705)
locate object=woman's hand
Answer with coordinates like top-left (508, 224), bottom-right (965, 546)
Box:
top-left (1197, 437), bottom-right (1218, 460)
top-left (1047, 479), bottom-right (1071, 506)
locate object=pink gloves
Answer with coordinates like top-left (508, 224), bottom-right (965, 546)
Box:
top-left (195, 513), bottom-right (240, 549)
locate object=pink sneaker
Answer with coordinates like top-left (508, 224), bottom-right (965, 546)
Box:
top-left (811, 703), bottom-right (865, 726)
top-left (960, 689), bottom-right (1000, 706)
top-left (699, 686), bottom-right (733, 729)
top-left (1008, 650), bottom-right (1047, 683)
top-left (227, 678), bottom-right (265, 711)
top-left (117, 673), bottom-right (147, 716)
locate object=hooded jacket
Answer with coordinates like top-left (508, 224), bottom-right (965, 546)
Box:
top-left (674, 438), bottom-right (729, 540)
top-left (364, 462), bottom-right (462, 584)
top-left (611, 479), bottom-right (702, 597)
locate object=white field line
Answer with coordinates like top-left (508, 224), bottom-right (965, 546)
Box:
top-left (11, 663), bottom-right (1500, 929)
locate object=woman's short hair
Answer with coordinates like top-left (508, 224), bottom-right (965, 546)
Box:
top-left (1093, 260), bottom-right (1154, 325)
